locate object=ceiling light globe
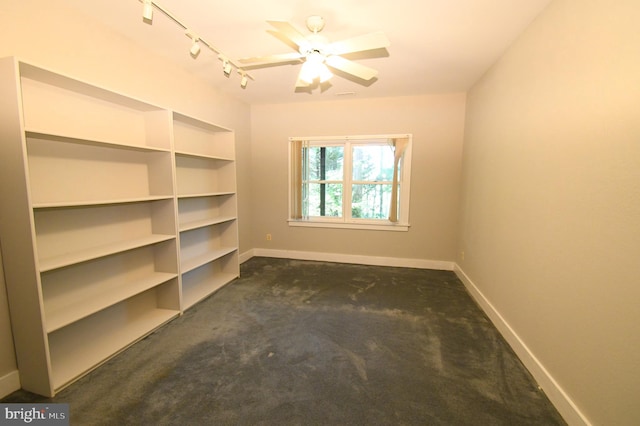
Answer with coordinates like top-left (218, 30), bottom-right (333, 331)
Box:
top-left (318, 64), bottom-right (333, 83)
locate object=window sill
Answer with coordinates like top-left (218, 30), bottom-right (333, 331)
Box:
top-left (288, 219), bottom-right (409, 232)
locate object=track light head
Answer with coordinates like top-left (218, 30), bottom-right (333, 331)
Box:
top-left (185, 31), bottom-right (201, 58)
top-left (190, 41), bottom-right (201, 57)
top-left (142, 0), bottom-right (153, 22)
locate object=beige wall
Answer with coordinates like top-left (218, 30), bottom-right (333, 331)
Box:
top-left (0, 0), bottom-right (251, 395)
top-left (250, 94), bottom-right (465, 262)
top-left (458, 0), bottom-right (640, 424)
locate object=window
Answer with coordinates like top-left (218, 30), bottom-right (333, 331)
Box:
top-left (289, 135), bottom-right (412, 231)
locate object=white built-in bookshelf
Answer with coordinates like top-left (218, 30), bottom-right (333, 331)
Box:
top-left (0, 57), bottom-right (239, 397)
top-left (172, 112), bottom-right (239, 309)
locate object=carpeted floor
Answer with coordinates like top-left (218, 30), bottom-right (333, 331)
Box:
top-left (2, 257), bottom-right (566, 425)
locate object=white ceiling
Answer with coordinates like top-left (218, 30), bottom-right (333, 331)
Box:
top-left (65, 0), bottom-right (552, 105)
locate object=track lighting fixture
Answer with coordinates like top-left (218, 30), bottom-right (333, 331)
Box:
top-left (137, 0), bottom-right (252, 87)
top-left (185, 30), bottom-right (201, 57)
top-left (190, 40), bottom-right (201, 57)
top-left (142, 0), bottom-right (153, 22)
top-left (223, 59), bottom-right (232, 77)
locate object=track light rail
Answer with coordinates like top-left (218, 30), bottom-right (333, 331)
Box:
top-left (140, 0), bottom-right (253, 88)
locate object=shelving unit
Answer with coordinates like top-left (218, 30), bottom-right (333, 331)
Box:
top-left (173, 112), bottom-right (239, 310)
top-left (0, 57), bottom-right (239, 397)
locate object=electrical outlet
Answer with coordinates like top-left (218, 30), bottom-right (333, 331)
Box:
top-left (266, 233), bottom-right (272, 241)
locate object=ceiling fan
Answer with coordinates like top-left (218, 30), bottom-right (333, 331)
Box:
top-left (238, 16), bottom-right (390, 89)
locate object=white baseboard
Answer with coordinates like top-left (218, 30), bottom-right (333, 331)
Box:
top-left (242, 248), bottom-right (454, 271)
top-left (453, 264), bottom-right (590, 426)
top-left (239, 249), bottom-right (254, 264)
top-left (0, 369), bottom-right (20, 399)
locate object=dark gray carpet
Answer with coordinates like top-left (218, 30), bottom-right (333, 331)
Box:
top-left (3, 257), bottom-right (566, 425)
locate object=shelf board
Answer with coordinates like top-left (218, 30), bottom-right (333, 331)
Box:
top-left (39, 234), bottom-right (176, 272)
top-left (174, 150), bottom-right (233, 161)
top-left (45, 272), bottom-right (178, 333)
top-left (182, 272), bottom-right (238, 310)
top-left (180, 247), bottom-right (237, 274)
top-left (32, 195), bottom-right (174, 209)
top-left (172, 111), bottom-right (232, 132)
top-left (25, 130), bottom-right (171, 153)
top-left (177, 191), bottom-right (235, 199)
top-left (179, 216), bottom-right (236, 233)
top-left (50, 307), bottom-right (178, 390)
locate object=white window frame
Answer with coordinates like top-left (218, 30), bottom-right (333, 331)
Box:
top-left (288, 134), bottom-right (412, 232)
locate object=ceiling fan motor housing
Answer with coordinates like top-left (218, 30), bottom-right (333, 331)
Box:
top-left (299, 33), bottom-right (329, 57)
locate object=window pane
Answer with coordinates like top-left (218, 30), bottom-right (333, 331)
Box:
top-left (351, 184), bottom-right (391, 219)
top-left (306, 183), bottom-right (343, 217)
top-left (352, 145), bottom-right (394, 182)
top-left (306, 146), bottom-right (343, 181)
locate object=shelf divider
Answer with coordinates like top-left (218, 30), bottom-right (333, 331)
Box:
top-left (179, 216), bottom-right (236, 233)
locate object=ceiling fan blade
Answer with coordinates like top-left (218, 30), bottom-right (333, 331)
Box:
top-left (267, 20), bottom-right (309, 48)
top-left (325, 55), bottom-right (378, 81)
top-left (328, 31), bottom-right (390, 56)
top-left (238, 52), bottom-right (304, 66)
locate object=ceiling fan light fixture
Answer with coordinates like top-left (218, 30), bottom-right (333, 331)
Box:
top-left (318, 64), bottom-right (333, 83)
top-left (299, 50), bottom-right (332, 84)
top-left (299, 61), bottom-right (316, 84)
top-left (299, 62), bottom-right (333, 84)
